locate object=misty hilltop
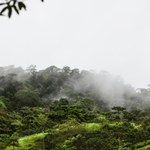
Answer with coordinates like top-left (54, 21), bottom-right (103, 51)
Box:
top-left (0, 65), bottom-right (149, 110)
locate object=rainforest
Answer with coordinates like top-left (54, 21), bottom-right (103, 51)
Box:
top-left (1, 65), bottom-right (150, 150)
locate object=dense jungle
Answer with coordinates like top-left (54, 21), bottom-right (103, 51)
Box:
top-left (1, 65), bottom-right (150, 150)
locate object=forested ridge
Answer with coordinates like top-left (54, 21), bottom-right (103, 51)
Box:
top-left (1, 65), bottom-right (150, 149)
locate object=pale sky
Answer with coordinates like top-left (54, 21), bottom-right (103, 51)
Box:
top-left (0, 0), bottom-right (150, 88)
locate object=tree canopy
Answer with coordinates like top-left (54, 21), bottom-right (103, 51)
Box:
top-left (1, 65), bottom-right (150, 149)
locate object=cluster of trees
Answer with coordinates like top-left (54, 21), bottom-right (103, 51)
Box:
top-left (0, 65), bottom-right (149, 111)
top-left (1, 99), bottom-right (150, 149)
top-left (1, 65), bottom-right (150, 149)
top-left (0, 65), bottom-right (107, 110)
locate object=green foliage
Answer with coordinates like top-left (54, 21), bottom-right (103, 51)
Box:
top-left (15, 88), bottom-right (40, 108)
top-left (111, 106), bottom-right (126, 121)
top-left (18, 107), bottom-right (53, 135)
top-left (60, 134), bottom-right (81, 150)
top-left (1, 65), bottom-right (150, 149)
top-left (72, 130), bottom-right (119, 150)
top-left (0, 111), bottom-right (13, 135)
top-left (6, 132), bottom-right (47, 150)
top-left (48, 98), bottom-right (96, 123)
top-left (0, 96), bottom-right (6, 110)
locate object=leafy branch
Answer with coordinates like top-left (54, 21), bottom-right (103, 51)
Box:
top-left (0, 0), bottom-right (43, 18)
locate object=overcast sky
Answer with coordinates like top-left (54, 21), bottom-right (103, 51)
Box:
top-left (0, 0), bottom-right (150, 88)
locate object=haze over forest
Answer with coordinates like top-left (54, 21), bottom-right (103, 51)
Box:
top-left (1, 0), bottom-right (150, 88)
top-left (0, 65), bottom-right (150, 110)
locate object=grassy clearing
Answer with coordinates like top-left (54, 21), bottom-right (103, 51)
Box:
top-left (95, 115), bottom-right (107, 122)
top-left (109, 122), bottom-right (123, 127)
top-left (83, 123), bottom-right (102, 131)
top-left (6, 132), bottom-right (47, 150)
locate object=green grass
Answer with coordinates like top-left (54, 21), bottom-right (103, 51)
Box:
top-left (83, 123), bottom-right (102, 131)
top-left (96, 115), bottom-right (107, 122)
top-left (6, 132), bottom-right (47, 150)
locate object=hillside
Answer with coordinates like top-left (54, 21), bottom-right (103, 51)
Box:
top-left (1, 65), bottom-right (150, 149)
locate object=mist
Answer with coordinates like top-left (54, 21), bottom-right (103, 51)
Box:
top-left (71, 71), bottom-right (134, 107)
top-left (1, 65), bottom-right (149, 110)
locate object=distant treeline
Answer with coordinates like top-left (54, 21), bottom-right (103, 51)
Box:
top-left (0, 65), bottom-right (149, 110)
